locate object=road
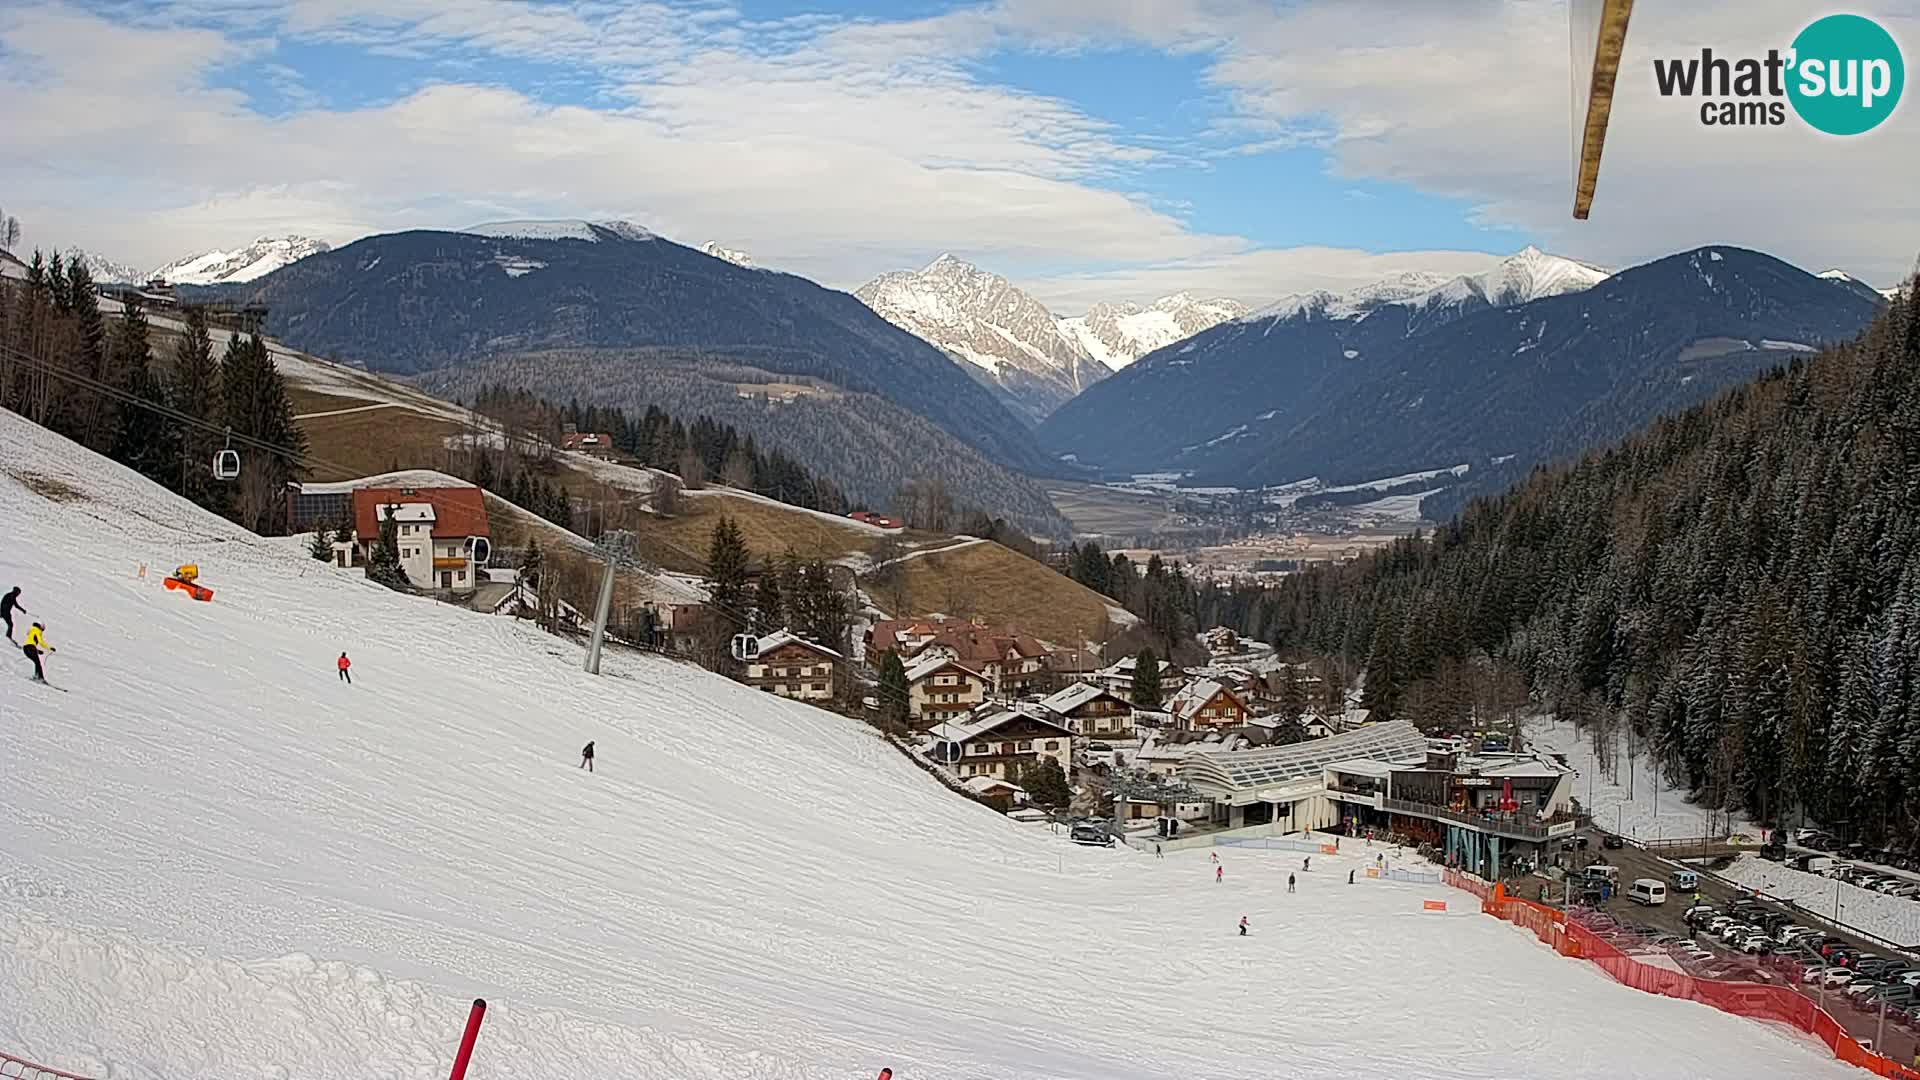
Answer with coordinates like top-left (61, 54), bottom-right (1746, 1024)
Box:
top-left (1578, 837), bottom-right (1920, 1064)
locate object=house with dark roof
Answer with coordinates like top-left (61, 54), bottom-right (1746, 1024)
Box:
top-left (867, 617), bottom-right (1051, 696)
top-left (560, 432), bottom-right (617, 457)
top-left (925, 706), bottom-right (1074, 782)
top-left (1038, 682), bottom-right (1135, 739)
top-left (1166, 678), bottom-right (1250, 732)
top-left (349, 486), bottom-right (491, 594)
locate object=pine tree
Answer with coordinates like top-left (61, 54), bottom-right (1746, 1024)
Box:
top-left (107, 295), bottom-right (179, 485)
top-left (309, 524), bottom-right (334, 561)
top-left (802, 560), bottom-right (849, 653)
top-left (706, 515), bottom-right (751, 634)
top-left (878, 651), bottom-right (911, 734)
top-left (753, 565), bottom-right (785, 634)
top-left (1131, 646), bottom-right (1162, 708)
top-left (1019, 756), bottom-right (1074, 809)
top-left (364, 504), bottom-right (410, 590)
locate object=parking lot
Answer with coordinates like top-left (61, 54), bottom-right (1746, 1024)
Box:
top-left (1571, 837), bottom-right (1920, 1065)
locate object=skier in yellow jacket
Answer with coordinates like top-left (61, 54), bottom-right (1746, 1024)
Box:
top-left (22, 622), bottom-right (53, 683)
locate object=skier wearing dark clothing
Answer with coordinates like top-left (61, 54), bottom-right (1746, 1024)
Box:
top-left (580, 741), bottom-right (595, 772)
top-left (1349, 869), bottom-right (1356, 885)
top-left (1239, 915), bottom-right (1249, 936)
top-left (22, 623), bottom-right (52, 682)
top-left (1287, 873), bottom-right (1296, 893)
top-left (1302, 856), bottom-right (1310, 871)
top-left (1, 587), bottom-right (21, 642)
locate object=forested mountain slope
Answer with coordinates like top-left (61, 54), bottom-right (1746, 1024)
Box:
top-left (1256, 283), bottom-right (1920, 837)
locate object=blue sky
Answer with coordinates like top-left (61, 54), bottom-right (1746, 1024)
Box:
top-left (3, 0), bottom-right (1915, 308)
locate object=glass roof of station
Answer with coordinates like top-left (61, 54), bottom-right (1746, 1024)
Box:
top-left (1183, 719), bottom-right (1428, 792)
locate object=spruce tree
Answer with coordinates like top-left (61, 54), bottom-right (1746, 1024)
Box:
top-left (309, 524), bottom-right (334, 561)
top-left (753, 565), bottom-right (785, 633)
top-left (171, 306), bottom-right (225, 511)
top-left (878, 651), bottom-right (911, 733)
top-left (107, 295), bottom-right (179, 485)
top-left (364, 504), bottom-right (410, 590)
top-left (706, 515), bottom-right (751, 634)
top-left (1019, 756), bottom-right (1074, 809)
top-left (1131, 646), bottom-right (1162, 708)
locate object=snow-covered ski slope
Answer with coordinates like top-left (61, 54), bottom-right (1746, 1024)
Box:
top-left (0, 412), bottom-right (1856, 1079)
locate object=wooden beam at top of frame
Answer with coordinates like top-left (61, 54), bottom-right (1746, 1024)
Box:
top-left (1573, 0), bottom-right (1635, 220)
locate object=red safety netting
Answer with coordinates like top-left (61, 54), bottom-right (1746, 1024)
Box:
top-left (1474, 894), bottom-right (1920, 1080)
top-left (1442, 868), bottom-right (1492, 900)
top-left (1, 1051), bottom-right (97, 1080)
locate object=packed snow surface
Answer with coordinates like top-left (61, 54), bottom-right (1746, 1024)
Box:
top-left (0, 411), bottom-right (1859, 1079)
top-left (1526, 715), bottom-right (1753, 842)
top-left (1721, 856), bottom-right (1920, 947)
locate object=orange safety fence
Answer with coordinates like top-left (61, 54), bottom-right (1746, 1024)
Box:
top-left (1, 1050), bottom-right (98, 1080)
top-left (1469, 886), bottom-right (1920, 1080)
top-left (1442, 868), bottom-right (1492, 900)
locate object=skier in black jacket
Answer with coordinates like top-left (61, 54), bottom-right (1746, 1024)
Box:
top-left (580, 741), bottom-right (595, 772)
top-left (1, 587), bottom-right (22, 643)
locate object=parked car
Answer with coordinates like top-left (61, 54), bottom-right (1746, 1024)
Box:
top-left (1068, 823), bottom-right (1114, 847)
top-left (1685, 906), bottom-right (1719, 927)
top-left (1602, 834), bottom-right (1625, 850)
top-left (1824, 968), bottom-right (1858, 987)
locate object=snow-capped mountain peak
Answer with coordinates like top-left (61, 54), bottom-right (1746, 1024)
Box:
top-left (856, 256), bottom-right (1108, 422)
top-left (61, 248), bottom-right (143, 284)
top-left (699, 241), bottom-right (755, 268)
top-left (1060, 293), bottom-right (1249, 370)
top-left (1246, 248), bottom-right (1608, 330)
top-left (151, 236), bottom-right (331, 285)
top-left (463, 220), bottom-right (655, 243)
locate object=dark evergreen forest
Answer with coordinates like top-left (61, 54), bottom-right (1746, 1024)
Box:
top-left (1207, 284), bottom-right (1920, 839)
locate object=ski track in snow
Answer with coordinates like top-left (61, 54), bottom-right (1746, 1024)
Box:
top-left (0, 410), bottom-right (1860, 1080)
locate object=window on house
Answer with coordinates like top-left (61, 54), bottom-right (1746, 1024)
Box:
top-left (1017, 740), bottom-right (1033, 752)
top-left (1045, 740), bottom-right (1059, 750)
top-left (968, 744), bottom-right (987, 755)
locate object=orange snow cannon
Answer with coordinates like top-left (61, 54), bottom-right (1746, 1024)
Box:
top-left (164, 563), bottom-right (214, 602)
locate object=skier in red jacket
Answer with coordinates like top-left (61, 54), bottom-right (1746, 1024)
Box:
top-left (337, 652), bottom-right (352, 684)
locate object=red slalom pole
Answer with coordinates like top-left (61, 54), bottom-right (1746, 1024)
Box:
top-left (449, 998), bottom-right (487, 1080)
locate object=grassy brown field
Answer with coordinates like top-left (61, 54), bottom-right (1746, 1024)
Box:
top-left (1045, 482), bottom-right (1176, 536)
top-left (892, 540), bottom-right (1120, 648)
top-left (296, 407), bottom-right (467, 482)
top-left (274, 336), bottom-right (1126, 647)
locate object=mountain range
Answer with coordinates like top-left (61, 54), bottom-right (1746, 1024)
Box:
top-left (855, 255), bottom-right (1112, 425)
top-left (855, 255), bottom-right (1243, 424)
top-left (1039, 246), bottom-right (1886, 515)
top-left (211, 220), bottom-right (1070, 533)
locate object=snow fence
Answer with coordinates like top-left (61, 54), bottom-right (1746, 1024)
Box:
top-left (0, 1050), bottom-right (96, 1080)
top-left (1473, 885), bottom-right (1920, 1079)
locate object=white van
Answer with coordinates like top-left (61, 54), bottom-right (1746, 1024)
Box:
top-left (1584, 864), bottom-right (1621, 885)
top-left (1628, 878), bottom-right (1668, 906)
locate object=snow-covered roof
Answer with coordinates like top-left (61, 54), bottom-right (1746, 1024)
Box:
top-left (1324, 758), bottom-right (1396, 779)
top-left (1479, 758), bottom-right (1571, 780)
top-left (1183, 720), bottom-right (1427, 793)
top-left (905, 655), bottom-right (982, 684)
top-left (962, 776), bottom-right (1024, 796)
top-left (375, 502), bottom-right (436, 524)
top-left (296, 470), bottom-right (475, 495)
top-left (1166, 678), bottom-right (1236, 722)
top-left (926, 707), bottom-right (1072, 745)
top-left (1038, 682), bottom-right (1118, 714)
top-left (755, 630), bottom-right (843, 661)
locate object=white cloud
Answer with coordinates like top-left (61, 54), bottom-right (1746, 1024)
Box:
top-left (5, 0), bottom-right (1911, 309)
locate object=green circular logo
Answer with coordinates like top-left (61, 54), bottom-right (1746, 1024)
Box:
top-left (1787, 14), bottom-right (1904, 135)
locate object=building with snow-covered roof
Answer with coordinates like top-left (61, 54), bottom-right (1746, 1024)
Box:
top-left (1094, 655), bottom-right (1178, 702)
top-left (1037, 682), bottom-right (1134, 739)
top-left (926, 706), bottom-right (1073, 782)
top-left (904, 656), bottom-right (989, 727)
top-left (1179, 720), bottom-right (1578, 878)
top-left (745, 630), bottom-right (843, 703)
top-left (1165, 678), bottom-right (1249, 731)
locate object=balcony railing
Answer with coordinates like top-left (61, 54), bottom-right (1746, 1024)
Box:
top-left (1381, 797), bottom-right (1560, 841)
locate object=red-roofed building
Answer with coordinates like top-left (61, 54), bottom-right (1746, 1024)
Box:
top-left (561, 432), bottom-right (617, 458)
top-left (866, 616), bottom-right (1051, 697)
top-left (350, 486), bottom-right (492, 594)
